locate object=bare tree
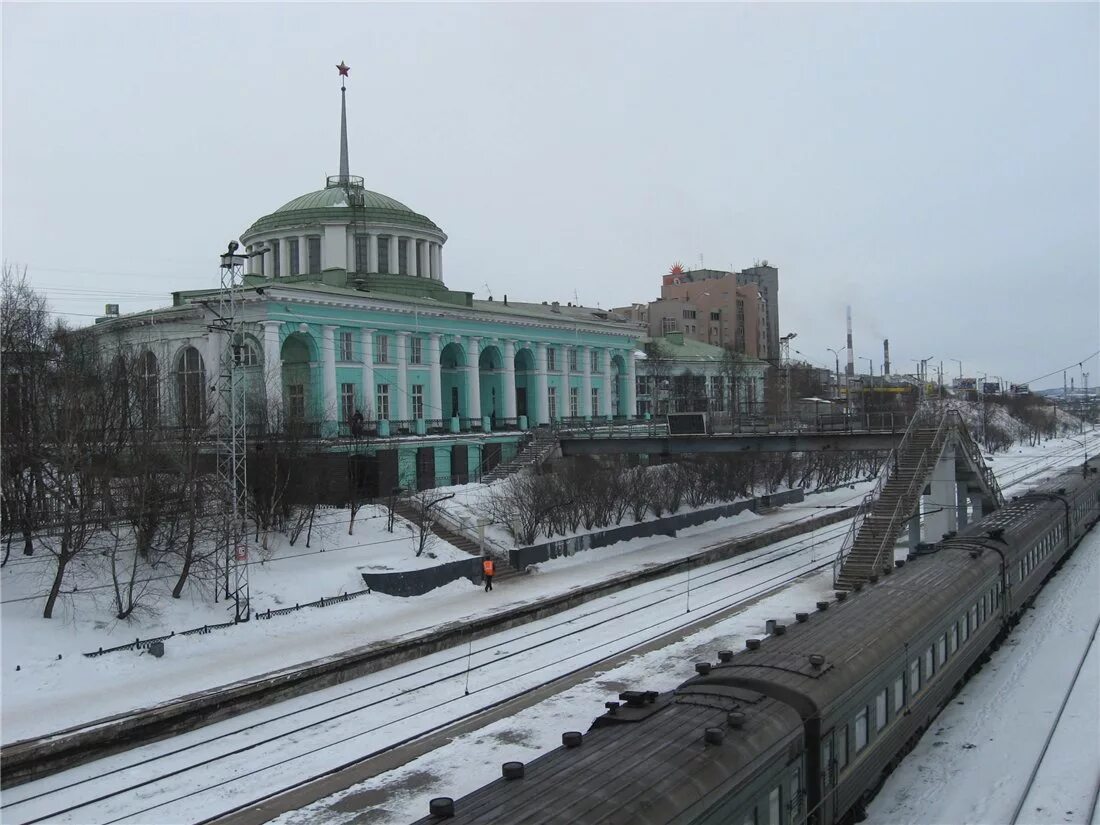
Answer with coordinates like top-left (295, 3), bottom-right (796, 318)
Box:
top-left (404, 490), bottom-right (456, 557)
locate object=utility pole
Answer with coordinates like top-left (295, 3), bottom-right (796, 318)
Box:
top-left (827, 346), bottom-right (842, 407)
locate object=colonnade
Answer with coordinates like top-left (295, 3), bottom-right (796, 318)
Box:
top-left (246, 231), bottom-right (443, 280)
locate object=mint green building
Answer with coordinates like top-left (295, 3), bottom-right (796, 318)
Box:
top-left (94, 79), bottom-right (640, 490)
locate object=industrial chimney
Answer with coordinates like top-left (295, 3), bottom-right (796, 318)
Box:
top-left (845, 306), bottom-right (854, 377)
top-left (883, 339), bottom-right (891, 375)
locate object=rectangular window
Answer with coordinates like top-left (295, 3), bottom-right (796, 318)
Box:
top-left (412, 384), bottom-right (424, 419)
top-left (876, 690), bottom-right (888, 731)
top-left (378, 236), bottom-right (390, 272)
top-left (569, 386), bottom-right (579, 417)
top-left (710, 311), bottom-right (721, 321)
top-left (398, 238), bottom-right (410, 275)
top-left (768, 787), bottom-right (780, 825)
top-left (410, 337), bottom-right (423, 365)
top-left (855, 708), bottom-right (868, 752)
top-left (355, 235), bottom-right (370, 273)
top-left (568, 348), bottom-right (578, 372)
top-left (683, 309), bottom-right (697, 319)
top-left (307, 237), bottom-right (321, 274)
top-left (790, 769), bottom-right (801, 819)
top-left (272, 241), bottom-right (280, 277)
top-left (288, 384), bottom-right (305, 419)
top-left (937, 635), bottom-right (947, 666)
top-left (547, 348), bottom-right (557, 371)
top-left (970, 605), bottom-right (978, 632)
top-left (339, 331), bottom-right (354, 361)
top-left (960, 614), bottom-right (969, 643)
top-left (909, 658), bottom-right (921, 696)
top-left (591, 350), bottom-right (599, 373)
top-left (949, 624), bottom-right (958, 655)
top-left (592, 387), bottom-right (599, 416)
top-left (376, 334), bottom-right (389, 364)
top-left (548, 386), bottom-right (557, 419)
top-left (893, 675), bottom-right (904, 713)
top-left (377, 384), bottom-right (390, 420)
top-left (837, 724), bottom-right (849, 771)
top-left (662, 317), bottom-right (677, 335)
top-left (340, 383), bottom-right (355, 423)
top-left (288, 238), bottom-right (300, 275)
top-left (924, 647), bottom-right (934, 680)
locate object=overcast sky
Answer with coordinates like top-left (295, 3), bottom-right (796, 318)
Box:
top-left (4, 2), bottom-right (1097, 389)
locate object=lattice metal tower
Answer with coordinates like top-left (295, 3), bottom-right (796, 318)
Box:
top-left (213, 241), bottom-right (251, 622)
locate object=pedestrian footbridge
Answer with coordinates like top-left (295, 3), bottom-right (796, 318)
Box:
top-left (832, 405), bottom-right (1003, 590)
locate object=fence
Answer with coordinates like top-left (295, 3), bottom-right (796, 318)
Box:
top-left (509, 488), bottom-right (805, 571)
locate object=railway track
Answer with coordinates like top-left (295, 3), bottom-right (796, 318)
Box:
top-left (0, 522), bottom-right (850, 825)
top-left (1009, 613), bottom-right (1100, 825)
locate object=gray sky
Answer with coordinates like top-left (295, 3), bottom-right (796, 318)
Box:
top-left (4, 2), bottom-right (1098, 389)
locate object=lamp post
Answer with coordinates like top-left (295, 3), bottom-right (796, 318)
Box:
top-left (950, 358), bottom-right (963, 382)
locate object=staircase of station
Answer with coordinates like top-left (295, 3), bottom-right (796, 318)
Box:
top-left (389, 499), bottom-right (521, 582)
top-left (482, 427), bottom-right (560, 483)
top-left (834, 405), bottom-right (1002, 591)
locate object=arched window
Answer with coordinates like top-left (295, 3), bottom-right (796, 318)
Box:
top-left (139, 351), bottom-right (159, 426)
top-left (176, 346), bottom-right (206, 428)
top-left (232, 339), bottom-right (260, 367)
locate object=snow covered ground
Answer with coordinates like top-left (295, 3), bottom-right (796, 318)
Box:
top-left (867, 525), bottom-right (1100, 825)
top-left (0, 482), bottom-right (870, 743)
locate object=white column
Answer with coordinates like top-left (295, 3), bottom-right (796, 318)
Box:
top-left (262, 321), bottom-right (283, 419)
top-left (601, 349), bottom-right (613, 417)
top-left (387, 236), bottom-right (399, 275)
top-left (368, 234), bottom-right (379, 273)
top-left (433, 243), bottom-right (443, 280)
top-left (361, 329), bottom-right (375, 418)
top-left (321, 326), bottom-right (338, 426)
top-left (582, 345), bottom-right (593, 417)
top-left (503, 340), bottom-right (517, 419)
top-left (280, 238), bottom-right (291, 278)
top-left (428, 333), bottom-right (443, 419)
top-left (245, 246), bottom-right (255, 275)
top-left (395, 332), bottom-right (409, 421)
top-left (416, 240), bottom-right (427, 278)
top-left (298, 235), bottom-right (308, 275)
top-left (535, 342), bottom-right (550, 425)
top-left (625, 346), bottom-right (637, 419)
top-left (560, 346), bottom-right (570, 416)
top-left (346, 230), bottom-right (356, 273)
top-left (468, 337), bottom-right (482, 420)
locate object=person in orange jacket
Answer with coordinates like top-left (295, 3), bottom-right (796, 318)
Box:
top-left (482, 555), bottom-right (495, 592)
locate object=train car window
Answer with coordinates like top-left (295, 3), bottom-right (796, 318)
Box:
top-left (875, 690), bottom-right (888, 731)
top-left (937, 635), bottom-right (947, 667)
top-left (949, 625), bottom-right (958, 655)
top-left (909, 659), bottom-right (921, 695)
top-left (960, 614), bottom-right (969, 643)
top-left (970, 605), bottom-right (978, 632)
top-left (837, 724), bottom-right (849, 771)
top-left (768, 786), bottom-right (781, 825)
top-left (790, 768), bottom-right (802, 820)
top-left (893, 675), bottom-right (904, 713)
top-left (924, 647), bottom-right (934, 679)
top-left (855, 708), bottom-right (868, 751)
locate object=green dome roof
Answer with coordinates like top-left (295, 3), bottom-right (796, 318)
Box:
top-left (275, 187), bottom-right (414, 214)
top-left (243, 180), bottom-right (442, 238)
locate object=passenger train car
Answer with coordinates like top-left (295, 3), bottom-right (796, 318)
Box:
top-left (416, 460), bottom-right (1100, 825)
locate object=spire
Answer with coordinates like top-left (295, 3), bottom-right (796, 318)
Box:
top-left (337, 61), bottom-right (350, 182)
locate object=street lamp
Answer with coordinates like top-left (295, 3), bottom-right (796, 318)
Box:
top-left (950, 358), bottom-right (963, 382)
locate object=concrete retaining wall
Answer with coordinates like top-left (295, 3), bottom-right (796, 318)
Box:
top-left (361, 557), bottom-right (482, 597)
top-left (510, 488), bottom-right (805, 571)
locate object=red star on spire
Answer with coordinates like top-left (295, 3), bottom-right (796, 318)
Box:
top-left (336, 61), bottom-right (350, 77)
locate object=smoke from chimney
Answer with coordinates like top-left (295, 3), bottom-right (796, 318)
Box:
top-left (845, 305), bottom-right (854, 377)
top-left (883, 339), bottom-right (891, 375)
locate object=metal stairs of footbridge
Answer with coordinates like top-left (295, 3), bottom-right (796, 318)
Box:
top-left (834, 405), bottom-right (1003, 591)
top-left (482, 427), bottom-right (560, 483)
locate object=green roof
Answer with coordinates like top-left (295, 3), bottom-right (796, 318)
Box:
top-left (244, 184), bottom-right (441, 237)
top-left (274, 187), bottom-right (413, 213)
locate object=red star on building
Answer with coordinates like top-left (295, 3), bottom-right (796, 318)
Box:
top-left (336, 61), bottom-right (350, 77)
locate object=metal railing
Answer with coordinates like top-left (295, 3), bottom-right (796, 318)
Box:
top-left (947, 409), bottom-right (1005, 507)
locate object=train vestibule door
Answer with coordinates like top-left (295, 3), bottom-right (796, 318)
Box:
top-left (819, 729), bottom-right (838, 824)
